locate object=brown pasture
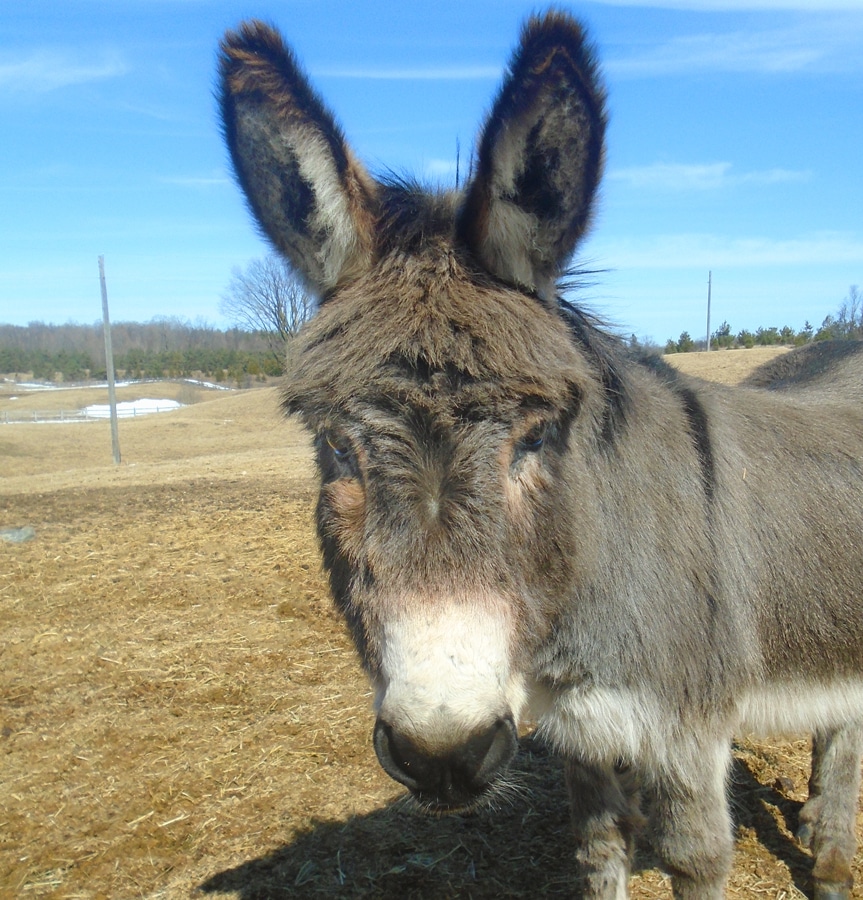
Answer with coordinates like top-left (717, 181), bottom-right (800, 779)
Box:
top-left (3, 348), bottom-right (861, 899)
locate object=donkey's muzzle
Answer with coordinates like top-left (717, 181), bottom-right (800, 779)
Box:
top-left (373, 716), bottom-right (518, 810)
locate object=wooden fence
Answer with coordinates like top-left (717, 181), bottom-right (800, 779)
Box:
top-left (0, 406), bottom-right (179, 425)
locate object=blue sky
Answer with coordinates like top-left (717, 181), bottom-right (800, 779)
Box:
top-left (1, 0), bottom-right (862, 345)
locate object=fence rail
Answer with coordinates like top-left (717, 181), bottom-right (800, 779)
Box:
top-left (1, 406), bottom-right (179, 425)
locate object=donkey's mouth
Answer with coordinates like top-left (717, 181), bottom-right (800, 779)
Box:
top-left (373, 717), bottom-right (518, 812)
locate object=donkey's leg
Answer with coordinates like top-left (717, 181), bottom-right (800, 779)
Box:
top-left (797, 723), bottom-right (863, 900)
top-left (565, 758), bottom-right (644, 899)
top-left (648, 741), bottom-right (734, 900)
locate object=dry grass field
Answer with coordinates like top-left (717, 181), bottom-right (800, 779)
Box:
top-left (2, 347), bottom-right (861, 899)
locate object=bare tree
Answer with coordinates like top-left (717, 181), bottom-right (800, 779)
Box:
top-left (841, 284), bottom-right (862, 337)
top-left (220, 254), bottom-right (316, 366)
top-left (819, 285), bottom-right (863, 340)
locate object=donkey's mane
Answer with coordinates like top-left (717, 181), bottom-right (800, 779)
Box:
top-left (557, 298), bottom-right (632, 444)
top-left (375, 176), bottom-right (461, 256)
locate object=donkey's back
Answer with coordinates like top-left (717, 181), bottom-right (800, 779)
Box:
top-left (711, 360), bottom-right (863, 689)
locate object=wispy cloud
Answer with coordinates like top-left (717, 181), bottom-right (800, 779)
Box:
top-left (595, 231), bottom-right (863, 268)
top-left (592, 1), bottom-right (863, 10)
top-left (608, 161), bottom-right (810, 190)
top-left (156, 173), bottom-right (233, 188)
top-left (315, 65), bottom-right (501, 81)
top-left (606, 16), bottom-right (863, 76)
top-left (0, 49), bottom-right (127, 94)
top-left (423, 158), bottom-right (459, 180)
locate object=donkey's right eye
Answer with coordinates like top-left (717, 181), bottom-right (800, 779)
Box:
top-left (326, 433), bottom-right (352, 460)
top-left (319, 431), bottom-right (361, 480)
top-left (519, 427), bottom-right (546, 453)
top-left (515, 423), bottom-right (550, 457)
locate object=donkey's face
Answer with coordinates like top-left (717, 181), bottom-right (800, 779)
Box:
top-left (220, 13), bottom-right (606, 811)
top-left (282, 244), bottom-right (607, 811)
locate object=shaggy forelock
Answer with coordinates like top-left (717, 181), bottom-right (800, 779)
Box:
top-left (283, 187), bottom-right (593, 424)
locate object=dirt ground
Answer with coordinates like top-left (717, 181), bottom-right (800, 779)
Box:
top-left (2, 348), bottom-right (861, 899)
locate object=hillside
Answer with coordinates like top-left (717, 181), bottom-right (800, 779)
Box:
top-left (663, 345), bottom-right (790, 384)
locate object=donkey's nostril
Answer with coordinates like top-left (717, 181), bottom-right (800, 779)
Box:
top-left (373, 721), bottom-right (435, 792)
top-left (373, 717), bottom-right (518, 808)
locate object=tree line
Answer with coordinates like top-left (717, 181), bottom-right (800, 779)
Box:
top-left (664, 285), bottom-right (861, 354)
top-left (1, 255), bottom-right (316, 384)
top-left (3, 266), bottom-right (859, 381)
top-left (0, 319), bottom-right (285, 384)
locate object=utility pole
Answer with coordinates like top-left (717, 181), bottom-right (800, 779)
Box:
top-left (705, 270), bottom-right (712, 352)
top-left (98, 256), bottom-right (121, 465)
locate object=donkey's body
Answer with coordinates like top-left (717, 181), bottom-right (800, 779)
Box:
top-left (220, 13), bottom-right (863, 898)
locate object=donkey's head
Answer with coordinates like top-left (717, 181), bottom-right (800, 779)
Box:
top-left (220, 12), bottom-right (607, 812)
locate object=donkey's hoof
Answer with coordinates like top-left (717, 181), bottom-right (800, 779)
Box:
top-left (813, 882), bottom-right (851, 900)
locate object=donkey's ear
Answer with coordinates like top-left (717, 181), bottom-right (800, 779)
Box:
top-left (459, 13), bottom-right (606, 302)
top-left (219, 21), bottom-right (377, 295)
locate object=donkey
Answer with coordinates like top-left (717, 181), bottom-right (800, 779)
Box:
top-left (219, 12), bottom-right (863, 899)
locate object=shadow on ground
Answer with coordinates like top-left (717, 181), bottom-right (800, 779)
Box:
top-left (730, 750), bottom-right (812, 897)
top-left (199, 738), bottom-right (816, 899)
top-left (199, 737), bottom-right (574, 898)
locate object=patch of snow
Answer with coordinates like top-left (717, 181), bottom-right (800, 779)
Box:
top-left (1, 526), bottom-right (36, 543)
top-left (182, 379), bottom-right (233, 391)
top-left (83, 399), bottom-right (183, 418)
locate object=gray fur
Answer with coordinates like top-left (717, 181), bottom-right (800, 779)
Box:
top-left (220, 12), bottom-right (863, 898)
